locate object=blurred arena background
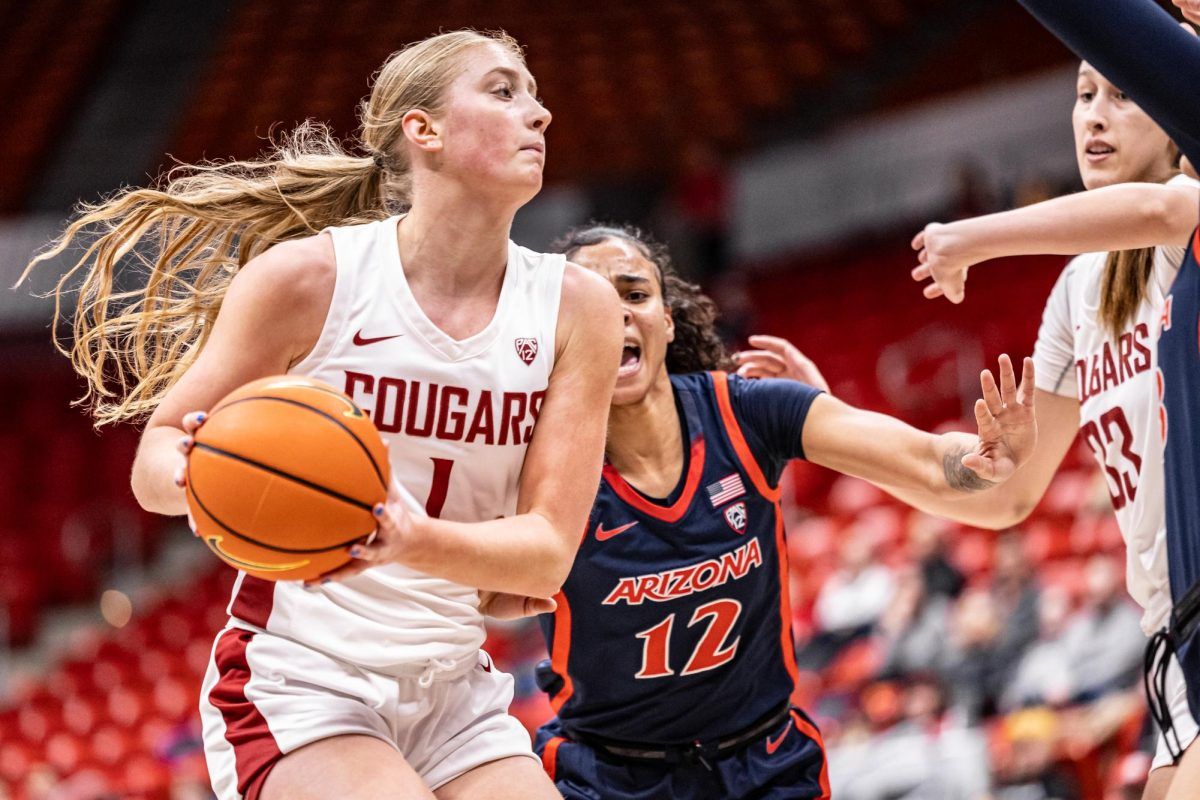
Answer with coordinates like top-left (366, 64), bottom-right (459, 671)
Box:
top-left (0, 1), bottom-right (1173, 797)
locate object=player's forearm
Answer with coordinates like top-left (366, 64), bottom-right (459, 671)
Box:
top-left (131, 426), bottom-right (189, 516)
top-left (400, 512), bottom-right (574, 598)
top-left (809, 413), bottom-right (982, 501)
top-left (1018, 0), bottom-right (1200, 167)
top-left (945, 184), bottom-right (1197, 263)
top-left (872, 477), bottom-right (1029, 530)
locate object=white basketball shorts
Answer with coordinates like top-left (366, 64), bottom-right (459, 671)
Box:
top-left (198, 624), bottom-right (536, 799)
top-left (1152, 651), bottom-right (1200, 770)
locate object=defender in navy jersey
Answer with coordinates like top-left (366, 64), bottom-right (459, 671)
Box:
top-left (1159, 230), bottom-right (1200, 730)
top-left (994, 3), bottom-right (1200, 793)
top-left (532, 225), bottom-right (1039, 800)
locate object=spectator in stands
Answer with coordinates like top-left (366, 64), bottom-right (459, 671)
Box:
top-left (1063, 555), bottom-right (1144, 701)
top-left (991, 532), bottom-right (1042, 678)
top-left (801, 524), bottom-right (896, 669)
top-left (992, 707), bottom-right (1080, 800)
top-left (943, 587), bottom-right (1011, 722)
top-left (828, 677), bottom-right (991, 799)
top-left (908, 511), bottom-right (966, 600)
top-left (1001, 585), bottom-right (1075, 711)
top-left (878, 565), bottom-right (953, 680)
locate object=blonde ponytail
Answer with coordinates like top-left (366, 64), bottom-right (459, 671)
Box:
top-left (20, 29), bottom-right (522, 427)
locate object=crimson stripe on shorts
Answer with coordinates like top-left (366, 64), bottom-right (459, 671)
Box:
top-left (231, 576), bottom-right (275, 629)
top-left (209, 628), bottom-right (282, 800)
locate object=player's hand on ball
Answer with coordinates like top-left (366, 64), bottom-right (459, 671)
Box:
top-left (478, 591), bottom-right (557, 619)
top-left (962, 355), bottom-right (1037, 482)
top-left (733, 334), bottom-right (830, 392)
top-left (911, 222), bottom-right (975, 304)
top-left (172, 410), bottom-right (208, 490)
top-left (309, 476), bottom-right (415, 586)
top-left (173, 410), bottom-right (208, 534)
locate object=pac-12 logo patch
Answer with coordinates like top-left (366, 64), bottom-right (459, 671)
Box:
top-left (723, 502), bottom-right (747, 534)
top-left (515, 337), bottom-right (539, 365)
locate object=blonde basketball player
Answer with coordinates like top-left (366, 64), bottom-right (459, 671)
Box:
top-left (23, 31), bottom-right (622, 800)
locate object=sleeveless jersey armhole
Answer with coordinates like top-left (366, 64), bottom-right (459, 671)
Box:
top-left (710, 371), bottom-right (781, 502)
top-left (538, 252), bottom-right (568, 375)
top-left (287, 228), bottom-right (356, 376)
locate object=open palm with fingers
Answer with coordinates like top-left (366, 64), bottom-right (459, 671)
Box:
top-left (962, 355), bottom-right (1037, 482)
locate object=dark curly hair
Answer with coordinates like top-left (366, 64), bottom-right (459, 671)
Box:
top-left (552, 223), bottom-right (733, 374)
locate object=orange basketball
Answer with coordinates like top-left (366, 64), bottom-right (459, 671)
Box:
top-left (185, 376), bottom-right (390, 582)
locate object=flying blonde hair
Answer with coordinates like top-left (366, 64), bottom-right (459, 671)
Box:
top-left (21, 29), bottom-right (523, 426)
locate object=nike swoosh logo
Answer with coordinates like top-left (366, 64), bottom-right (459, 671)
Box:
top-left (353, 330), bottom-right (404, 346)
top-left (765, 718), bottom-right (793, 755)
top-left (595, 521), bottom-right (638, 541)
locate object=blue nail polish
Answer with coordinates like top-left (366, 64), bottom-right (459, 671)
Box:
top-left (373, 504), bottom-right (384, 518)
top-left (350, 546), bottom-right (363, 558)
top-left (321, 578), bottom-right (331, 585)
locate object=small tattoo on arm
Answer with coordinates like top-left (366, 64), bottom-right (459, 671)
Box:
top-left (943, 448), bottom-right (996, 492)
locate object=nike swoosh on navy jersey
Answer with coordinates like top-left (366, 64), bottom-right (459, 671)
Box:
top-left (595, 521), bottom-right (638, 541)
top-left (765, 717), bottom-right (794, 754)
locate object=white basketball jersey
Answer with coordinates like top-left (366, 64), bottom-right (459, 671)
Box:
top-left (1032, 174), bottom-right (1197, 633)
top-left (225, 215), bottom-right (565, 673)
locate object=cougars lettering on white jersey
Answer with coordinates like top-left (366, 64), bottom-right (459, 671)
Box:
top-left (225, 215), bottom-right (566, 673)
top-left (1032, 173), bottom-right (1197, 633)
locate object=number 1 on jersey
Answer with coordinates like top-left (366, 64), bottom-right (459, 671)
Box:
top-left (426, 458), bottom-right (455, 518)
top-left (633, 599), bottom-right (743, 679)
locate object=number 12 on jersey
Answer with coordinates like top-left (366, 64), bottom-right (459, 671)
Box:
top-left (634, 599), bottom-right (743, 678)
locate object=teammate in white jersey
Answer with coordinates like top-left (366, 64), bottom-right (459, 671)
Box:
top-left (894, 62), bottom-right (1199, 798)
top-left (24, 30), bottom-right (622, 800)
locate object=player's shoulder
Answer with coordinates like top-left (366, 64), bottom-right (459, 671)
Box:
top-left (233, 234), bottom-right (336, 310)
top-left (556, 261), bottom-right (622, 339)
top-left (1052, 251), bottom-right (1106, 305)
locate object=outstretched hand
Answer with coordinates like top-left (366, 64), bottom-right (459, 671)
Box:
top-left (911, 222), bottom-right (978, 304)
top-left (733, 334), bottom-right (830, 392)
top-left (960, 355), bottom-right (1037, 484)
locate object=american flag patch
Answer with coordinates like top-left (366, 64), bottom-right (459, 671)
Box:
top-left (706, 473), bottom-right (745, 507)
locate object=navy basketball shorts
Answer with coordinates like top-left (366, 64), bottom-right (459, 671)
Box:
top-left (533, 708), bottom-right (829, 800)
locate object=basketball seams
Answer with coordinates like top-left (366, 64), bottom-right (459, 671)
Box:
top-left (192, 441), bottom-right (374, 512)
top-left (187, 458), bottom-right (370, 554)
top-left (210, 394), bottom-right (388, 491)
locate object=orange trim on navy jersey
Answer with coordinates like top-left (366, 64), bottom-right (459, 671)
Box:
top-left (710, 371), bottom-right (781, 502)
top-left (602, 436), bottom-right (706, 523)
top-left (541, 736), bottom-right (566, 781)
top-left (542, 738), bottom-right (564, 782)
top-left (549, 590), bottom-right (574, 712)
top-left (1193, 225), bottom-right (1199, 255)
top-left (773, 501), bottom-right (799, 684)
top-left (790, 709), bottom-right (831, 799)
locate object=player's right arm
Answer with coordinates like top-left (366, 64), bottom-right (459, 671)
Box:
top-left (872, 389), bottom-right (1080, 529)
top-left (130, 237), bottom-right (334, 515)
top-left (913, 181), bottom-right (1199, 303)
top-left (802, 355), bottom-right (1037, 500)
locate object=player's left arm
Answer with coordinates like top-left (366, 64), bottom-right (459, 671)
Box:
top-left (802, 355), bottom-right (1037, 498)
top-left (323, 264), bottom-right (622, 598)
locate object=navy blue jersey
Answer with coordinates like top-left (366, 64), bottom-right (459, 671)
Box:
top-left (1162, 230), bottom-right (1200, 611)
top-left (538, 371), bottom-right (821, 744)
